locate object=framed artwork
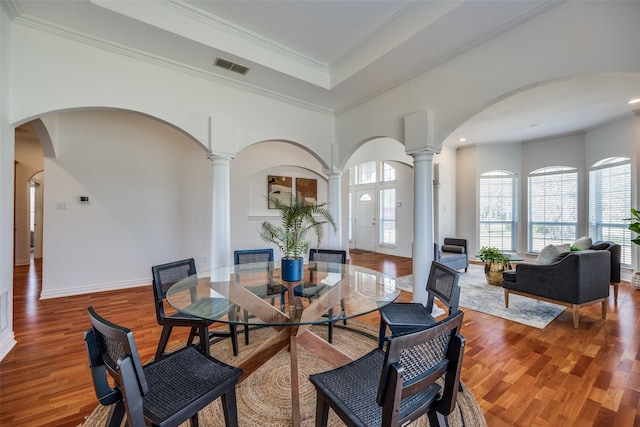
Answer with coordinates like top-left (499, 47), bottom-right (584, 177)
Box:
top-left (296, 178), bottom-right (317, 206)
top-left (268, 175), bottom-right (292, 208)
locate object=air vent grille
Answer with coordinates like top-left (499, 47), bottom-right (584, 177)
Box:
top-left (214, 57), bottom-right (249, 75)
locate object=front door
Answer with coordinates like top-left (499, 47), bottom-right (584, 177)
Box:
top-left (354, 189), bottom-right (376, 252)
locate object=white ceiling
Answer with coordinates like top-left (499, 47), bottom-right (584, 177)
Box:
top-left (8, 0), bottom-right (640, 147)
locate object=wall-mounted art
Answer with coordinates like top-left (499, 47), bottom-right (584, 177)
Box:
top-left (268, 175), bottom-right (292, 208)
top-left (296, 178), bottom-right (317, 206)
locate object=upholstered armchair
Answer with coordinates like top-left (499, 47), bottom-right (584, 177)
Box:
top-left (434, 237), bottom-right (469, 272)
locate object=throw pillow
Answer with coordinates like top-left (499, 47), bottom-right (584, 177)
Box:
top-left (536, 244), bottom-right (560, 264)
top-left (556, 243), bottom-right (571, 253)
top-left (552, 252), bottom-right (571, 263)
top-left (441, 244), bottom-right (465, 253)
top-left (572, 236), bottom-right (592, 250)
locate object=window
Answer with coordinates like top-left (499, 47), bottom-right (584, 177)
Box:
top-left (380, 188), bottom-right (395, 244)
top-left (589, 157), bottom-right (631, 265)
top-left (356, 161), bottom-right (376, 185)
top-left (479, 171), bottom-right (518, 251)
top-left (528, 166), bottom-right (578, 252)
top-left (381, 162), bottom-right (396, 182)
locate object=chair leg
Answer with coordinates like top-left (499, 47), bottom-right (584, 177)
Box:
top-left (327, 307), bottom-right (334, 344)
top-left (155, 326), bottom-right (173, 360)
top-left (612, 282), bottom-right (619, 303)
top-left (427, 409), bottom-right (448, 427)
top-left (187, 327), bottom-right (197, 345)
top-left (378, 319), bottom-right (387, 350)
top-left (106, 401), bottom-right (125, 427)
top-left (221, 390), bottom-right (239, 427)
top-left (230, 324), bottom-right (239, 356)
top-left (199, 326), bottom-right (210, 355)
top-left (315, 395), bottom-right (330, 427)
top-left (601, 300), bottom-right (607, 320)
top-left (190, 413), bottom-right (199, 427)
top-left (340, 300), bottom-right (347, 325)
top-left (243, 309), bottom-right (250, 345)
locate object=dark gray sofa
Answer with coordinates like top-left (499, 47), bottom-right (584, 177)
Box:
top-left (502, 250), bottom-right (610, 328)
top-left (434, 238), bottom-right (468, 272)
top-left (589, 241), bottom-right (621, 302)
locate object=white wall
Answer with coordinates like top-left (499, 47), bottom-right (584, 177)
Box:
top-left (230, 141), bottom-right (333, 260)
top-left (10, 24), bottom-right (335, 163)
top-left (0, 2), bottom-right (16, 360)
top-left (336, 1), bottom-right (640, 156)
top-left (40, 110), bottom-right (213, 298)
top-left (585, 115), bottom-right (639, 271)
top-left (434, 146), bottom-right (457, 242)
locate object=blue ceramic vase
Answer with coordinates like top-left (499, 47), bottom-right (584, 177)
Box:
top-left (281, 257), bottom-right (303, 282)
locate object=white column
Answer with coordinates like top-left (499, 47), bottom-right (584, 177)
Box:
top-left (412, 150), bottom-right (436, 304)
top-left (208, 153), bottom-right (232, 271)
top-left (324, 168), bottom-right (343, 249)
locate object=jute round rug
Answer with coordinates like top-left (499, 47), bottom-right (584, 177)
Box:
top-left (80, 322), bottom-right (486, 427)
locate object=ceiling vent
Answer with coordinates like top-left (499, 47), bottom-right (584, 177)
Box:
top-left (214, 57), bottom-right (250, 75)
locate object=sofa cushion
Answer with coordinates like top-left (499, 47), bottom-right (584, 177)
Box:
top-left (502, 270), bottom-right (517, 282)
top-left (572, 236), bottom-right (592, 250)
top-left (590, 241), bottom-right (610, 250)
top-left (441, 244), bottom-right (465, 253)
top-left (536, 244), bottom-right (560, 264)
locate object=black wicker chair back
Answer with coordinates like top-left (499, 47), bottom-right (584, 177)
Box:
top-left (294, 249), bottom-right (348, 343)
top-left (85, 306), bottom-right (242, 427)
top-left (310, 310), bottom-right (465, 427)
top-left (151, 258), bottom-right (240, 359)
top-left (378, 261), bottom-right (461, 349)
top-left (234, 249), bottom-right (287, 343)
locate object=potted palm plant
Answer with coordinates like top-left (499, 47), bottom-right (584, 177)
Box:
top-left (259, 196), bottom-right (336, 282)
top-left (478, 246), bottom-right (511, 286)
top-left (627, 208), bottom-right (640, 290)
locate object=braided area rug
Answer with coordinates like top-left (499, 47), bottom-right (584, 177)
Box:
top-left (80, 322), bottom-right (486, 427)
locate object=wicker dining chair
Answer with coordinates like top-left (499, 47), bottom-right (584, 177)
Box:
top-left (234, 248), bottom-right (287, 344)
top-left (293, 249), bottom-right (347, 343)
top-left (152, 258), bottom-right (241, 359)
top-left (310, 310), bottom-right (465, 427)
top-left (84, 306), bottom-right (243, 427)
top-left (378, 261), bottom-right (461, 350)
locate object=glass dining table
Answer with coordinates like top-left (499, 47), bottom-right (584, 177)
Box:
top-left (166, 260), bottom-right (400, 426)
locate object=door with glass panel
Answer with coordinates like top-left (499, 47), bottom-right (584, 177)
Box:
top-left (354, 189), bottom-right (376, 252)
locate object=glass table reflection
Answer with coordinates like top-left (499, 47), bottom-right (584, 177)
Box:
top-left (166, 261), bottom-right (400, 426)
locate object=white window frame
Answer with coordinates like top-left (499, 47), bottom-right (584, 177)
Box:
top-left (479, 170), bottom-right (518, 251)
top-left (528, 166), bottom-right (578, 252)
top-left (589, 157), bottom-right (632, 266)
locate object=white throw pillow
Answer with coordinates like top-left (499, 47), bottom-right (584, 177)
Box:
top-left (536, 244), bottom-right (560, 264)
top-left (556, 243), bottom-right (571, 254)
top-left (572, 236), bottom-right (592, 250)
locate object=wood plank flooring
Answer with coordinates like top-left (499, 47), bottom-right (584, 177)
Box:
top-left (1, 254), bottom-right (639, 426)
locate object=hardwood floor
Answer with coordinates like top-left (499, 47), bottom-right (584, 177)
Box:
top-left (1, 254), bottom-right (639, 426)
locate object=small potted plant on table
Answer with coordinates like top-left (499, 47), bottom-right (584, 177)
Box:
top-left (259, 196), bottom-right (336, 282)
top-left (478, 246), bottom-right (512, 286)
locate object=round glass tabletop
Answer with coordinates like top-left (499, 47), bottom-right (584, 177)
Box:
top-left (166, 261), bottom-right (400, 327)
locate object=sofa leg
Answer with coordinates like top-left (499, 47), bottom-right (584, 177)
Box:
top-left (611, 282), bottom-right (618, 304)
top-left (601, 300), bottom-right (607, 320)
top-left (572, 305), bottom-right (580, 329)
top-left (504, 289), bottom-right (509, 308)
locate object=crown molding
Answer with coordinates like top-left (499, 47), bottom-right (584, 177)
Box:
top-left (161, 0), bottom-right (327, 73)
top-left (9, 10), bottom-right (335, 117)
